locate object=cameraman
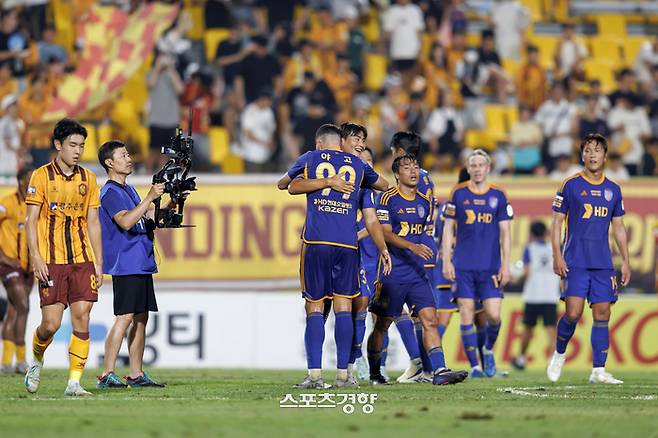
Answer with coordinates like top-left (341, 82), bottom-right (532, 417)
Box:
top-left (96, 140), bottom-right (166, 388)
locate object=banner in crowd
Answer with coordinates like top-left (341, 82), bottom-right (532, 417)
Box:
top-left (23, 291), bottom-right (658, 371)
top-left (42, 3), bottom-right (178, 122)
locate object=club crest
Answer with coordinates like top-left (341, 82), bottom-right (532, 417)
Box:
top-left (604, 189), bottom-right (613, 202)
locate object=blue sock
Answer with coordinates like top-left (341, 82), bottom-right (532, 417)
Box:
top-left (460, 323), bottom-right (480, 368)
top-left (485, 321), bottom-right (501, 350)
top-left (427, 346), bottom-right (446, 373)
top-left (591, 319), bottom-right (609, 368)
top-left (395, 314), bottom-right (420, 360)
top-left (349, 311), bottom-right (367, 363)
top-left (438, 324), bottom-right (447, 339)
top-left (556, 316), bottom-right (578, 354)
top-left (415, 321), bottom-right (432, 372)
top-left (476, 324), bottom-right (486, 363)
top-left (305, 312), bottom-right (325, 369)
top-left (380, 332), bottom-right (389, 366)
top-left (334, 311), bottom-right (353, 370)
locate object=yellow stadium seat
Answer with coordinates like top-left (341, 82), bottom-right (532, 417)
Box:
top-left (506, 106), bottom-right (519, 127)
top-left (362, 8), bottom-right (380, 44)
top-left (122, 70), bottom-right (149, 114)
top-left (465, 130), bottom-right (495, 151)
top-left (204, 28), bottom-right (231, 62)
top-left (364, 54), bottom-right (388, 92)
top-left (185, 6), bottom-right (205, 40)
top-left (589, 36), bottom-right (622, 65)
top-left (595, 15), bottom-right (626, 36)
top-left (584, 60), bottom-right (616, 93)
top-left (502, 58), bottom-right (520, 79)
top-left (622, 37), bottom-right (646, 65)
top-left (134, 126), bottom-right (150, 158)
top-left (209, 127), bottom-right (230, 165)
top-left (81, 124), bottom-right (98, 163)
top-left (420, 33), bottom-right (433, 62)
top-left (97, 123), bottom-right (113, 145)
top-left (528, 35), bottom-right (558, 69)
top-left (221, 153), bottom-right (244, 174)
top-left (484, 105), bottom-right (509, 143)
top-left (521, 0), bottom-right (544, 22)
top-left (465, 32), bottom-right (481, 48)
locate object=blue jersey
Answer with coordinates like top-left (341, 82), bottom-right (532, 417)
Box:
top-left (358, 188), bottom-right (379, 268)
top-left (376, 187), bottom-right (432, 283)
top-left (552, 172), bottom-right (624, 269)
top-left (444, 182), bottom-right (513, 271)
top-left (287, 149), bottom-right (380, 249)
top-left (418, 169), bottom-right (437, 265)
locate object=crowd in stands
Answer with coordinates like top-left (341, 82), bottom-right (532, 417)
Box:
top-left (1, 0), bottom-right (658, 177)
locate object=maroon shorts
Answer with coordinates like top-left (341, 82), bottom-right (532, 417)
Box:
top-left (39, 262), bottom-right (98, 308)
top-left (0, 264), bottom-right (33, 291)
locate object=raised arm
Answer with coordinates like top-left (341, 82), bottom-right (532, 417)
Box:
top-left (277, 174), bottom-right (292, 190)
top-left (551, 211), bottom-right (568, 277)
top-left (371, 176), bottom-right (389, 192)
top-left (288, 173), bottom-right (354, 195)
top-left (611, 216), bottom-right (631, 286)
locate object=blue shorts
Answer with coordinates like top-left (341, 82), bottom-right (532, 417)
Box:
top-left (454, 269), bottom-right (503, 301)
top-left (301, 243), bottom-right (360, 302)
top-left (562, 268), bottom-right (618, 304)
top-left (433, 259), bottom-right (452, 289)
top-left (359, 263), bottom-right (379, 299)
top-left (370, 279), bottom-right (435, 318)
top-left (435, 286), bottom-right (458, 312)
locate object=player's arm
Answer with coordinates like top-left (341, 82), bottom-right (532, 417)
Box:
top-left (277, 174), bottom-right (292, 190)
top-left (551, 211), bottom-right (568, 277)
top-left (441, 217), bottom-right (456, 281)
top-left (498, 219), bottom-right (511, 286)
top-left (26, 204), bottom-right (48, 283)
top-left (611, 216), bottom-right (631, 286)
top-left (288, 173), bottom-right (354, 195)
top-left (370, 176), bottom-right (389, 192)
top-left (87, 207), bottom-right (104, 287)
top-left (357, 228), bottom-right (369, 241)
top-left (362, 207), bottom-right (392, 275)
top-left (113, 184), bottom-right (165, 231)
top-left (381, 223), bottom-right (433, 260)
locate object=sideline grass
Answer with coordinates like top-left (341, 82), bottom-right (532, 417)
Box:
top-left (1, 369), bottom-right (656, 437)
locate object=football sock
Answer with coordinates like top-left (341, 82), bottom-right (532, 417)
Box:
top-left (304, 312), bottom-right (325, 370)
top-left (367, 349), bottom-right (382, 377)
top-left (415, 320), bottom-right (432, 373)
top-left (460, 323), bottom-right (480, 368)
top-left (427, 346), bottom-right (446, 373)
top-left (32, 329), bottom-right (53, 363)
top-left (349, 311), bottom-right (367, 363)
top-left (334, 311), bottom-right (353, 371)
top-left (591, 319), bottom-right (609, 368)
top-left (485, 320), bottom-right (501, 350)
top-left (395, 314), bottom-right (420, 360)
top-left (2, 340), bottom-right (15, 366)
top-left (15, 344), bottom-right (25, 363)
top-left (69, 331), bottom-right (90, 383)
top-left (380, 332), bottom-right (389, 366)
top-left (438, 324), bottom-right (447, 339)
top-left (477, 324), bottom-right (487, 352)
top-left (556, 316), bottom-right (578, 354)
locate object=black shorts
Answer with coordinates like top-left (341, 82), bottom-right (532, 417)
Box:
top-left (149, 126), bottom-right (176, 151)
top-left (112, 274), bottom-right (158, 316)
top-left (523, 303), bottom-right (557, 327)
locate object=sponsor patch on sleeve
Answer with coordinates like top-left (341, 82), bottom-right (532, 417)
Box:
top-left (27, 186), bottom-right (36, 195)
top-left (506, 204), bottom-right (514, 217)
top-left (552, 194), bottom-right (563, 209)
top-left (444, 203), bottom-right (456, 218)
top-left (376, 209), bottom-right (389, 222)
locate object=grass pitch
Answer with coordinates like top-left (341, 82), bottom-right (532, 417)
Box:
top-left (1, 369), bottom-right (656, 437)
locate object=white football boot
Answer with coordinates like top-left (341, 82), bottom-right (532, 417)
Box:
top-left (547, 351), bottom-right (566, 383)
top-left (589, 368), bottom-right (623, 384)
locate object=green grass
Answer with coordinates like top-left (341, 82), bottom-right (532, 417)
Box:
top-left (1, 369), bottom-right (657, 437)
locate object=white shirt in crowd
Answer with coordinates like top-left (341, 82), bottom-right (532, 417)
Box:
top-left (522, 240), bottom-right (560, 304)
top-left (549, 164), bottom-right (583, 181)
top-left (634, 40), bottom-right (658, 85)
top-left (606, 165), bottom-right (630, 182)
top-left (382, 3), bottom-right (424, 61)
top-left (607, 105), bottom-right (651, 165)
top-left (422, 107), bottom-right (463, 142)
top-left (0, 115), bottom-right (23, 177)
top-left (491, 1), bottom-right (530, 60)
top-left (535, 99), bottom-right (577, 157)
top-left (238, 102), bottom-right (276, 164)
top-left (558, 38), bottom-right (587, 76)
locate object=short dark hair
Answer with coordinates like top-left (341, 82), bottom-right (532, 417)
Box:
top-left (458, 167), bottom-right (470, 183)
top-left (392, 154), bottom-right (418, 174)
top-left (315, 124), bottom-right (342, 140)
top-left (340, 122), bottom-right (367, 140)
top-left (98, 140), bottom-right (126, 173)
top-left (390, 131), bottom-right (421, 158)
top-left (17, 165), bottom-right (34, 181)
top-left (530, 221), bottom-right (547, 238)
top-left (52, 118), bottom-right (87, 148)
top-left (363, 146), bottom-right (375, 162)
top-left (579, 133), bottom-right (608, 155)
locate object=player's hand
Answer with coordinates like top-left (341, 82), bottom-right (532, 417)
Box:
top-left (380, 250), bottom-right (392, 276)
top-left (328, 172), bottom-right (355, 195)
top-left (442, 259), bottom-right (456, 282)
top-left (410, 243), bottom-right (433, 261)
top-left (31, 255), bottom-right (49, 284)
top-left (148, 183), bottom-right (166, 202)
top-left (553, 254), bottom-right (569, 278)
top-left (620, 261), bottom-right (631, 287)
top-left (94, 264), bottom-right (104, 288)
top-left (498, 266), bottom-right (510, 287)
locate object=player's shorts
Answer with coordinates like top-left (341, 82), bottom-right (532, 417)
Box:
top-left (454, 269), bottom-right (504, 301)
top-left (523, 303), bottom-right (558, 327)
top-left (370, 279), bottom-right (435, 318)
top-left (359, 263), bottom-right (379, 300)
top-left (435, 286), bottom-right (458, 312)
top-left (562, 268), bottom-right (618, 305)
top-left (112, 274), bottom-right (158, 316)
top-left (301, 243), bottom-right (360, 302)
top-left (0, 264), bottom-right (33, 290)
top-left (39, 262), bottom-right (98, 308)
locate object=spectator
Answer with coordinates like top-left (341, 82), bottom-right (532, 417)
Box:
top-left (292, 95), bottom-right (334, 157)
top-left (235, 34), bottom-right (282, 105)
top-left (380, 74), bottom-right (408, 147)
top-left (535, 82), bottom-right (577, 169)
top-left (549, 154), bottom-right (582, 180)
top-left (282, 39), bottom-right (322, 91)
top-left (351, 93), bottom-right (381, 151)
top-left (238, 89), bottom-right (277, 173)
top-left (456, 49), bottom-right (487, 129)
top-left (382, 0), bottom-right (424, 85)
top-left (324, 54), bottom-right (357, 118)
top-left (609, 68), bottom-right (643, 107)
top-left (422, 89), bottom-right (462, 162)
top-left (516, 45), bottom-right (547, 112)
top-left (181, 70), bottom-right (220, 172)
top-left (0, 60), bottom-right (17, 103)
top-left (270, 22), bottom-right (295, 59)
top-left (579, 94), bottom-right (610, 139)
top-left (607, 95), bottom-right (651, 175)
top-left (44, 56), bottom-right (66, 99)
top-left (634, 36), bottom-right (658, 93)
top-left (157, 12), bottom-right (196, 75)
top-left (146, 52), bottom-right (183, 172)
top-left (406, 91), bottom-right (428, 138)
top-left (648, 66), bottom-right (658, 137)
top-left (308, 5), bottom-right (348, 75)
top-left (215, 23), bottom-right (249, 90)
top-left (204, 0), bottom-right (232, 29)
top-left (37, 26), bottom-right (67, 65)
top-left (489, 0), bottom-right (530, 61)
top-left (588, 79), bottom-right (611, 117)
top-left (606, 152), bottom-right (630, 182)
top-left (423, 43), bottom-right (451, 110)
top-left (18, 71), bottom-right (50, 167)
top-left (0, 9), bottom-right (30, 82)
top-left (447, 29), bottom-right (466, 76)
top-left (0, 94), bottom-right (24, 177)
top-left (510, 105), bottom-right (543, 174)
top-left (554, 23), bottom-right (587, 80)
top-left (345, 7), bottom-right (366, 79)
top-left (642, 137), bottom-right (658, 176)
top-left (285, 72), bottom-right (336, 126)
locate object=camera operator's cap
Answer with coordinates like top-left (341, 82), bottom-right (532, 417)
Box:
top-left (1, 94), bottom-right (17, 112)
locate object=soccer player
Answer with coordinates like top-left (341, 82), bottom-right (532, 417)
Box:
top-left (0, 166), bottom-right (35, 374)
top-left (547, 133), bottom-right (630, 384)
top-left (96, 140), bottom-right (167, 388)
top-left (512, 221), bottom-right (560, 370)
top-left (442, 149), bottom-right (513, 378)
top-left (286, 124), bottom-right (390, 388)
top-left (24, 119), bottom-right (103, 396)
top-left (368, 154), bottom-right (468, 386)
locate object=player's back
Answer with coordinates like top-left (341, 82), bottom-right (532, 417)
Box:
top-left (522, 240), bottom-right (560, 303)
top-left (0, 191), bottom-right (28, 270)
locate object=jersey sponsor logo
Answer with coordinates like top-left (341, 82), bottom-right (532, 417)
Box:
top-left (591, 190), bottom-right (601, 197)
top-left (398, 208), bottom-right (404, 214)
top-left (444, 203), bottom-right (456, 217)
top-left (507, 204), bottom-right (513, 217)
top-left (552, 194), bottom-right (563, 208)
top-left (417, 205), bottom-right (425, 218)
top-left (27, 186), bottom-right (36, 195)
top-left (398, 221), bottom-right (423, 236)
top-left (582, 203), bottom-right (608, 219)
top-left (465, 209), bottom-right (476, 224)
top-left (79, 183), bottom-right (88, 196)
top-left (488, 197), bottom-right (498, 209)
top-left (473, 199), bottom-right (485, 205)
top-left (405, 208), bottom-right (416, 214)
top-left (376, 209), bottom-right (389, 222)
top-left (604, 189), bottom-right (613, 202)
top-left (466, 209), bottom-right (493, 224)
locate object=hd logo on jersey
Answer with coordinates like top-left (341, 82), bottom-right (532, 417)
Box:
top-left (582, 203), bottom-right (608, 219)
top-left (398, 221), bottom-right (423, 236)
top-left (465, 209), bottom-right (492, 224)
